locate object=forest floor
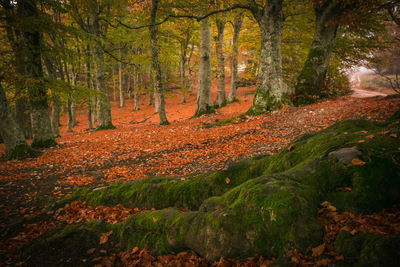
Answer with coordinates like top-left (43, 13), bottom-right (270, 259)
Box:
top-left (0, 82), bottom-right (399, 265)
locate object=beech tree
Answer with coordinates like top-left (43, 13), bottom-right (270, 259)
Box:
top-left (227, 12), bottom-right (243, 102)
top-left (214, 17), bottom-right (226, 108)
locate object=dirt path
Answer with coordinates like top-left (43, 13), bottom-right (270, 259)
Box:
top-left (351, 86), bottom-right (388, 98)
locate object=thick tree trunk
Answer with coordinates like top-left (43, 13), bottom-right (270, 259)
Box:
top-left (194, 16), bottom-right (213, 117)
top-left (14, 94), bottom-right (31, 139)
top-left (149, 0), bottom-right (169, 125)
top-left (91, 32), bottom-right (113, 128)
top-left (247, 0), bottom-right (288, 115)
top-left (0, 84), bottom-right (31, 159)
top-left (228, 14), bottom-right (243, 102)
top-left (294, 1), bottom-right (340, 105)
top-left (214, 18), bottom-right (226, 108)
top-left (118, 47), bottom-right (125, 108)
top-left (18, 0), bottom-right (56, 147)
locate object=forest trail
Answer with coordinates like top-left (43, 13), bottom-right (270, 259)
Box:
top-left (1, 84), bottom-right (399, 265)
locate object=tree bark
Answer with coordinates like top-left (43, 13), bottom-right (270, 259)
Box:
top-left (294, 1), bottom-right (341, 105)
top-left (247, 0), bottom-right (289, 115)
top-left (179, 47), bottom-right (187, 104)
top-left (228, 14), bottom-right (243, 102)
top-left (0, 83), bottom-right (31, 159)
top-left (149, 0), bottom-right (169, 125)
top-left (85, 46), bottom-right (93, 129)
top-left (133, 70), bottom-right (140, 111)
top-left (18, 0), bottom-right (56, 147)
top-left (91, 6), bottom-right (114, 129)
top-left (118, 46), bottom-right (125, 108)
top-left (194, 16), bottom-right (213, 117)
top-left (44, 59), bottom-right (61, 137)
top-left (214, 18), bottom-right (226, 108)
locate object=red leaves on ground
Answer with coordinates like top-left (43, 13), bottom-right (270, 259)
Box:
top-left (55, 201), bottom-right (142, 225)
top-left (351, 158), bottom-right (366, 166)
top-left (288, 202), bottom-right (400, 266)
top-left (58, 176), bottom-right (94, 186)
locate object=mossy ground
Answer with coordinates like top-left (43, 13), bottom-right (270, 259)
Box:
top-left (20, 113), bottom-right (400, 264)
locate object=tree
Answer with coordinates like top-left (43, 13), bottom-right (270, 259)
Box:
top-left (214, 17), bottom-right (226, 108)
top-left (194, 1), bottom-right (213, 117)
top-left (149, 0), bottom-right (169, 125)
top-left (0, 83), bottom-right (32, 159)
top-left (227, 12), bottom-right (243, 102)
top-left (2, 0), bottom-right (57, 147)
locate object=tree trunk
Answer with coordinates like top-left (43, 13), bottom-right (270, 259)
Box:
top-left (119, 47), bottom-right (125, 108)
top-left (149, 0), bottom-right (169, 125)
top-left (148, 67), bottom-right (154, 106)
top-left (112, 66), bottom-right (116, 101)
top-left (134, 70), bottom-right (140, 111)
top-left (91, 8), bottom-right (114, 130)
top-left (294, 1), bottom-right (341, 105)
top-left (44, 59), bottom-right (61, 137)
top-left (228, 14), bottom-right (243, 102)
top-left (86, 46), bottom-right (93, 129)
top-left (126, 72), bottom-right (131, 99)
top-left (0, 83), bottom-right (31, 159)
top-left (214, 18), bottom-right (226, 108)
top-left (194, 16), bottom-right (213, 117)
top-left (247, 0), bottom-right (288, 115)
top-left (179, 47), bottom-right (186, 104)
top-left (19, 0), bottom-right (56, 147)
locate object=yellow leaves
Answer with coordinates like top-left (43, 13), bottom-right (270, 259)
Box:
top-left (358, 140), bottom-right (365, 143)
top-left (351, 158), bottom-right (366, 166)
top-left (99, 231), bottom-right (112, 245)
top-left (225, 177), bottom-right (230, 184)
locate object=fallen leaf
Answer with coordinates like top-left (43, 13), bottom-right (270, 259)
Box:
top-left (351, 158), bottom-right (366, 166)
top-left (337, 187), bottom-right (352, 192)
top-left (100, 231), bottom-right (112, 245)
top-left (365, 134), bottom-right (374, 139)
top-left (87, 248), bottom-right (96, 254)
top-left (287, 144), bottom-right (294, 151)
top-left (225, 177), bottom-right (230, 184)
top-left (312, 243), bottom-right (325, 257)
top-left (316, 258), bottom-right (330, 266)
top-left (180, 177), bottom-right (186, 181)
top-left (360, 130), bottom-right (368, 134)
top-left (358, 140), bottom-right (365, 143)
top-left (390, 133), bottom-right (398, 138)
top-left (131, 247), bottom-right (139, 254)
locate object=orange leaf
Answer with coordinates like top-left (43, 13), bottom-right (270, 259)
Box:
top-left (337, 187), bottom-right (352, 192)
top-left (86, 248), bottom-right (96, 254)
top-left (225, 177), bottom-right (231, 184)
top-left (131, 246), bottom-right (139, 254)
top-left (316, 258), bottom-right (331, 266)
top-left (180, 177), bottom-right (186, 181)
top-left (390, 133), bottom-right (398, 138)
top-left (99, 230), bottom-right (112, 244)
top-left (365, 134), bottom-right (374, 139)
top-left (351, 158), bottom-right (366, 166)
top-left (360, 130), bottom-right (368, 134)
top-left (312, 243), bottom-right (325, 257)
top-left (287, 144), bottom-right (294, 151)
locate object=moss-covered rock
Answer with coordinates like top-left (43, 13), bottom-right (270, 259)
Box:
top-left (20, 116), bottom-right (400, 263)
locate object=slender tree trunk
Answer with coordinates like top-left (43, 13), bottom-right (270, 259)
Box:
top-left (214, 18), bottom-right (226, 108)
top-left (247, 0), bottom-right (288, 115)
top-left (63, 60), bottom-right (74, 132)
top-left (148, 67), bottom-right (154, 106)
top-left (228, 14), bottom-right (243, 102)
top-left (294, 1), bottom-right (341, 105)
top-left (44, 59), bottom-right (60, 137)
top-left (194, 16), bottom-right (213, 117)
top-left (19, 0), bottom-right (56, 147)
top-left (71, 73), bottom-right (77, 126)
top-left (149, 0), bottom-right (169, 125)
top-left (86, 46), bottom-right (93, 129)
top-left (91, 8), bottom-right (113, 130)
top-left (133, 70), bottom-right (140, 110)
top-left (112, 66), bottom-right (116, 101)
top-left (0, 83), bottom-right (31, 159)
top-left (118, 46), bottom-right (125, 107)
top-left (179, 46), bottom-right (186, 104)
top-left (126, 72), bottom-right (131, 99)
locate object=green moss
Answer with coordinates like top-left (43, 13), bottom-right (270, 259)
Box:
top-left (247, 91), bottom-right (291, 116)
top-left (193, 105), bottom-right (216, 118)
top-left (31, 138), bottom-right (57, 149)
top-left (95, 123), bottom-right (116, 131)
top-left (4, 144), bottom-right (38, 160)
top-left (23, 117), bottom-right (400, 263)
